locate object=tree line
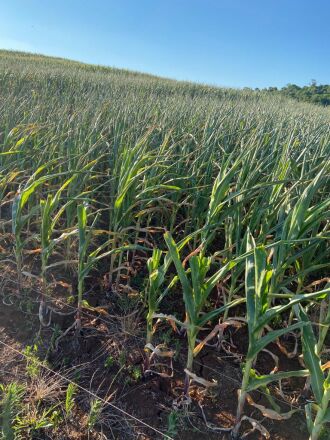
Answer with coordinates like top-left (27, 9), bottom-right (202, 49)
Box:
top-left (261, 81), bottom-right (330, 106)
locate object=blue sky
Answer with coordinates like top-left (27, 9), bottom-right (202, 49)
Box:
top-left (0, 0), bottom-right (328, 88)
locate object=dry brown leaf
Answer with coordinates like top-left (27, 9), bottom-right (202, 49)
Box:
top-left (321, 361), bottom-right (330, 371)
top-left (241, 415), bottom-right (270, 439)
top-left (145, 343), bottom-right (175, 358)
top-left (184, 368), bottom-right (217, 388)
top-left (24, 248), bottom-right (42, 255)
top-left (304, 278), bottom-right (330, 292)
top-left (246, 394), bottom-right (297, 420)
top-left (194, 320), bottom-right (242, 356)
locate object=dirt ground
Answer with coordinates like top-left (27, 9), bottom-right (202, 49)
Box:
top-left (0, 279), bottom-right (310, 440)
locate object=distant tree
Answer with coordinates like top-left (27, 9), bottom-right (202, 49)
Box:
top-left (278, 81), bottom-right (330, 106)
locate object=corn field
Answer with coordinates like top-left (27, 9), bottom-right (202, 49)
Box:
top-left (0, 50), bottom-right (330, 439)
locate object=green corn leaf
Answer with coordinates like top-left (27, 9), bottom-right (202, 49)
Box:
top-left (205, 154), bottom-right (241, 227)
top-left (245, 232), bottom-right (257, 332)
top-left (247, 369), bottom-right (309, 391)
top-left (82, 244), bottom-right (147, 278)
top-left (0, 150), bottom-right (24, 155)
top-left (254, 246), bottom-right (268, 302)
top-left (197, 297), bottom-right (245, 327)
top-left (255, 288), bottom-right (330, 332)
top-left (17, 176), bottom-right (49, 212)
top-left (189, 255), bottom-right (211, 311)
top-left (146, 248), bottom-right (166, 313)
top-left (294, 304), bottom-right (324, 405)
top-left (300, 199), bottom-right (330, 237)
top-left (77, 204), bottom-right (88, 265)
top-left (288, 168), bottom-right (324, 240)
top-left (305, 403), bottom-right (314, 434)
top-left (204, 259), bottom-right (237, 298)
top-left (322, 407), bottom-right (330, 423)
top-left (164, 231), bottom-right (195, 321)
top-left (247, 321), bottom-right (306, 361)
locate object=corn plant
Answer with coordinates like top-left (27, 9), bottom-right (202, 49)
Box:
top-left (76, 203), bottom-right (94, 330)
top-left (39, 177), bottom-right (78, 325)
top-left (145, 229), bottom-right (205, 346)
top-left (145, 248), bottom-right (166, 345)
top-left (201, 153), bottom-right (242, 251)
top-left (269, 168), bottom-right (330, 298)
top-left (294, 304), bottom-right (330, 440)
top-left (11, 162), bottom-right (57, 292)
top-left (1, 50), bottom-right (330, 439)
top-left (109, 134), bottom-right (152, 286)
top-left (76, 203), bottom-right (146, 330)
top-left (164, 231), bottom-right (245, 393)
top-left (37, 161), bottom-right (97, 324)
top-left (232, 233), bottom-right (330, 438)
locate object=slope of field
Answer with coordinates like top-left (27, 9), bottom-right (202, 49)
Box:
top-left (0, 50), bottom-right (329, 440)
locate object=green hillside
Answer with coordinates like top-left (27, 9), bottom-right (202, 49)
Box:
top-left (0, 50), bottom-right (330, 440)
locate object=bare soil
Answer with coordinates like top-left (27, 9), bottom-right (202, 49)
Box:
top-left (0, 281), bottom-right (309, 440)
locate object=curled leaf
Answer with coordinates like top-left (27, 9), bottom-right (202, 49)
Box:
top-left (240, 415), bottom-right (270, 439)
top-left (145, 343), bottom-right (175, 358)
top-left (184, 369), bottom-right (217, 388)
top-left (246, 394), bottom-right (298, 420)
top-left (194, 320), bottom-right (242, 356)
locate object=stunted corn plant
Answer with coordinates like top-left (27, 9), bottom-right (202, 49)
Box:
top-left (12, 162), bottom-right (56, 292)
top-left (76, 203), bottom-right (89, 330)
top-left (75, 202), bottom-right (147, 331)
top-left (76, 203), bottom-right (101, 330)
top-left (39, 176), bottom-right (79, 325)
top-left (145, 230), bottom-right (204, 346)
top-left (38, 161), bottom-right (97, 325)
top-left (109, 133), bottom-right (152, 287)
top-left (164, 231), bottom-right (244, 393)
top-left (145, 248), bottom-right (165, 345)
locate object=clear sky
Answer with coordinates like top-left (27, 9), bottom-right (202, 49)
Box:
top-left (1, 0), bottom-right (329, 88)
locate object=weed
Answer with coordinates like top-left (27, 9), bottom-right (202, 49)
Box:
top-left (65, 383), bottom-right (77, 418)
top-left (87, 399), bottom-right (102, 430)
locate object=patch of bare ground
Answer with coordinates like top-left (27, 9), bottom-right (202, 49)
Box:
top-left (0, 283), bottom-right (309, 440)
